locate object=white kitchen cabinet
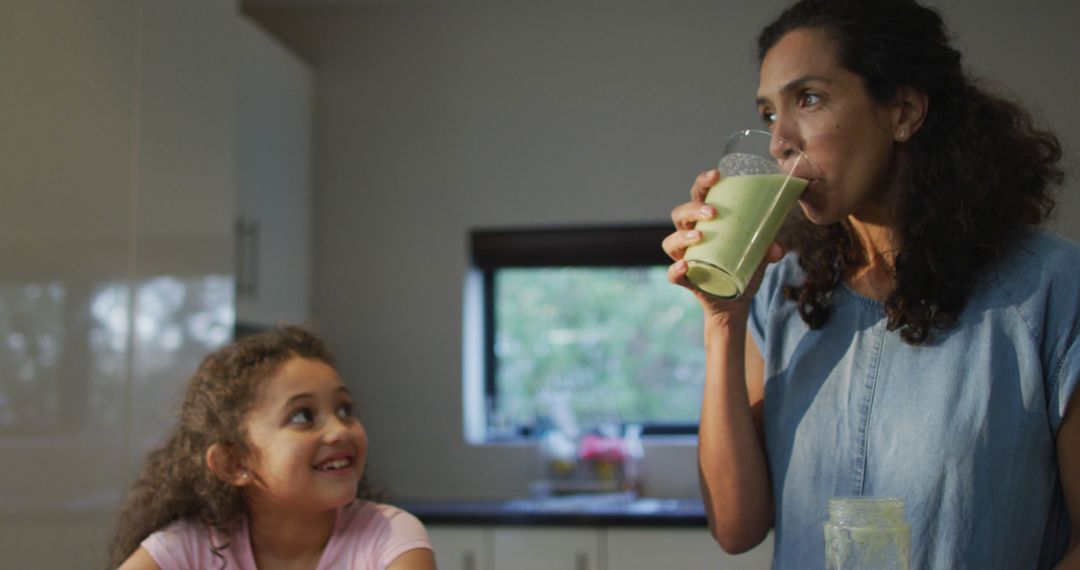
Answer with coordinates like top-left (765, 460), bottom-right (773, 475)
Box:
top-left (492, 527), bottom-right (601, 570)
top-left (424, 524), bottom-right (773, 570)
top-left (129, 0), bottom-right (238, 470)
top-left (0, 12), bottom-right (137, 559)
top-left (605, 528), bottom-right (773, 570)
top-left (0, 0), bottom-right (252, 566)
top-left (234, 17), bottom-right (313, 330)
top-left (428, 525), bottom-right (491, 570)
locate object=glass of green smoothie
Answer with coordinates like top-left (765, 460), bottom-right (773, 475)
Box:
top-left (684, 129), bottom-right (811, 298)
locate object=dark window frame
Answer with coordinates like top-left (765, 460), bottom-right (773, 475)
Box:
top-left (470, 224), bottom-right (698, 439)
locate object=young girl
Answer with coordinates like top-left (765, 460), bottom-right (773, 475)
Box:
top-left (109, 325), bottom-right (435, 570)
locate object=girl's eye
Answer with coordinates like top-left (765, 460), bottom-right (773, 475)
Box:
top-left (337, 403), bottom-right (354, 419)
top-left (289, 408), bottom-right (314, 425)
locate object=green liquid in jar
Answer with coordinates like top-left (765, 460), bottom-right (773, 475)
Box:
top-left (824, 497), bottom-right (911, 570)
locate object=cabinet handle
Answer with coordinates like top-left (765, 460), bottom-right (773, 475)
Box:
top-left (463, 550), bottom-right (476, 570)
top-left (235, 218), bottom-right (248, 298)
top-left (235, 217), bottom-right (260, 298)
top-left (247, 218), bottom-right (259, 297)
top-left (575, 552), bottom-right (588, 570)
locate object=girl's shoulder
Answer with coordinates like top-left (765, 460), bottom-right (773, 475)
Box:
top-left (337, 500), bottom-right (425, 534)
top-left (338, 500), bottom-right (402, 523)
top-left (143, 518), bottom-right (205, 554)
top-left (326, 501), bottom-right (433, 567)
top-left (141, 518), bottom-right (246, 570)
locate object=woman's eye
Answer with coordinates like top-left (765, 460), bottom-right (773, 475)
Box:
top-left (760, 110), bottom-right (777, 127)
top-left (288, 409), bottom-right (314, 424)
top-left (799, 92), bottom-right (821, 107)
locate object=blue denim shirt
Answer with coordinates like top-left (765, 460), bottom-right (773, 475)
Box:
top-left (749, 230), bottom-right (1080, 569)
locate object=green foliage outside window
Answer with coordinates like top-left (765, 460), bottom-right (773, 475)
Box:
top-left (493, 266), bottom-right (705, 432)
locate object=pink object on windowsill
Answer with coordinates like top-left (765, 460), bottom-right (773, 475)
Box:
top-left (578, 434), bottom-right (627, 463)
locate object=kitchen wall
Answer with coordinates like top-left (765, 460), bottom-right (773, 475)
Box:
top-left (243, 0), bottom-right (1080, 502)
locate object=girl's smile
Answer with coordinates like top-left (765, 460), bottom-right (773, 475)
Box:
top-left (313, 451), bottom-right (357, 475)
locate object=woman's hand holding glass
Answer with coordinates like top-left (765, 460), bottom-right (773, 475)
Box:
top-left (664, 168), bottom-right (785, 322)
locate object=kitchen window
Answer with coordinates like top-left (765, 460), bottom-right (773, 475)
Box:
top-left (464, 225), bottom-right (705, 443)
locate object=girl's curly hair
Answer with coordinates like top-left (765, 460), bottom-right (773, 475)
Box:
top-left (759, 0), bottom-right (1065, 344)
top-left (108, 325), bottom-right (380, 568)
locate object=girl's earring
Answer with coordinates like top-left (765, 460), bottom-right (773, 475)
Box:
top-left (896, 129), bottom-right (907, 142)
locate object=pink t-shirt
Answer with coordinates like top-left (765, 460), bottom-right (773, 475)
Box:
top-left (141, 501), bottom-right (431, 570)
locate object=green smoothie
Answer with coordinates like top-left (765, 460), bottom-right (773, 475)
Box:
top-left (684, 173), bottom-right (808, 298)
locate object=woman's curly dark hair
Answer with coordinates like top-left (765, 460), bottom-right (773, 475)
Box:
top-left (108, 325), bottom-right (380, 569)
top-left (759, 0), bottom-right (1065, 344)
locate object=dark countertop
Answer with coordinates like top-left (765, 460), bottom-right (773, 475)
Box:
top-left (397, 495), bottom-right (708, 528)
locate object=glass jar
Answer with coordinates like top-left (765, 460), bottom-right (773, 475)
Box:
top-left (824, 496), bottom-right (911, 570)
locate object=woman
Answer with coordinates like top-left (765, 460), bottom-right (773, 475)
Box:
top-left (662, 0), bottom-right (1080, 567)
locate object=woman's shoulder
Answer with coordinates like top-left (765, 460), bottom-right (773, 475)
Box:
top-left (991, 230), bottom-right (1080, 293)
top-left (1011, 229), bottom-right (1080, 267)
top-left (761, 250), bottom-right (804, 289)
top-left (982, 230), bottom-right (1080, 346)
top-left (755, 250), bottom-right (804, 308)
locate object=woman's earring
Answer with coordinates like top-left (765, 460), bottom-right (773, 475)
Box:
top-left (896, 129), bottom-right (907, 142)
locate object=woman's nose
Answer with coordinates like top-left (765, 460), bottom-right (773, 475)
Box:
top-left (771, 138), bottom-right (796, 160)
top-left (768, 122), bottom-right (805, 172)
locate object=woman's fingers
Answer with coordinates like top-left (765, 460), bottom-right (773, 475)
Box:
top-left (667, 259), bottom-right (692, 287)
top-left (669, 170), bottom-right (720, 232)
top-left (691, 169), bottom-right (721, 203)
top-left (663, 169), bottom-right (738, 312)
top-left (669, 260), bottom-right (739, 315)
top-left (671, 201), bottom-right (715, 231)
top-left (670, 240), bottom-right (786, 317)
top-left (661, 229), bottom-right (702, 261)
